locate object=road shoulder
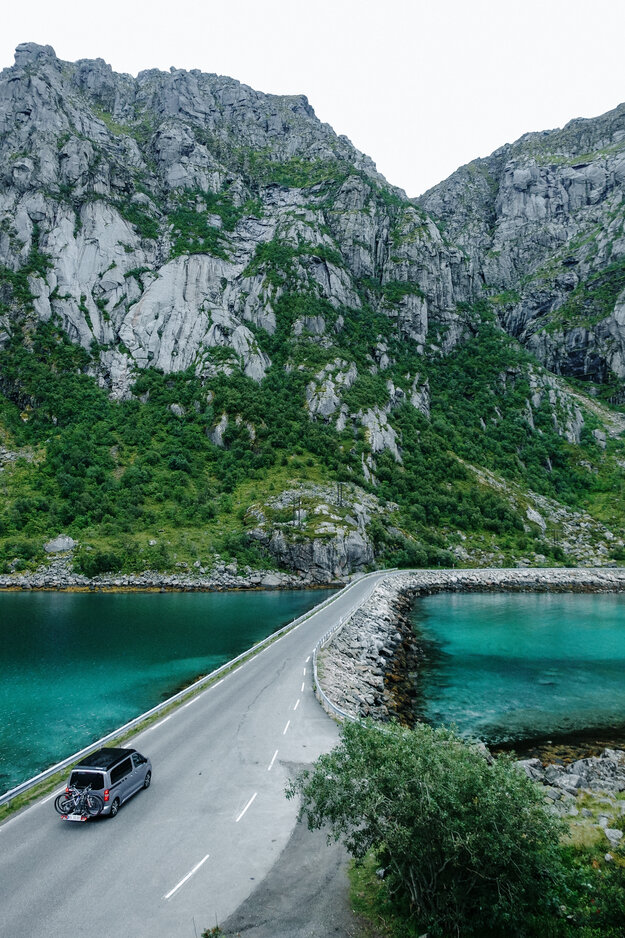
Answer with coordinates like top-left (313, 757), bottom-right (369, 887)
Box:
top-left (220, 819), bottom-right (361, 938)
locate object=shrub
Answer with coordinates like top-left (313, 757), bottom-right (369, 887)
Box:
top-left (116, 202), bottom-right (159, 240)
top-left (0, 537), bottom-right (43, 571)
top-left (560, 844), bottom-right (625, 932)
top-left (288, 721), bottom-right (566, 938)
top-left (73, 547), bottom-right (124, 577)
top-left (167, 452), bottom-right (192, 473)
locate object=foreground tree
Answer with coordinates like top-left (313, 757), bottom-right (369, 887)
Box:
top-left (287, 720), bottom-right (566, 938)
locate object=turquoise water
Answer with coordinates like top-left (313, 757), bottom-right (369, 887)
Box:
top-left (412, 592), bottom-right (625, 746)
top-left (0, 589), bottom-right (331, 795)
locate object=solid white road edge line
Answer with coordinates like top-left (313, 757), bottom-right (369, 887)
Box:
top-left (236, 792), bottom-right (257, 823)
top-left (163, 854), bottom-right (210, 900)
top-left (42, 790), bottom-right (62, 805)
top-left (139, 713), bottom-right (172, 736)
top-left (1, 786), bottom-right (65, 833)
top-left (283, 720), bottom-right (290, 735)
top-left (267, 750), bottom-right (278, 771)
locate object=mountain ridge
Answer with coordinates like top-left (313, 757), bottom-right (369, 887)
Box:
top-left (0, 43), bottom-right (624, 579)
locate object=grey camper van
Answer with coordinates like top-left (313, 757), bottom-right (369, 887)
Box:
top-left (66, 747), bottom-right (152, 817)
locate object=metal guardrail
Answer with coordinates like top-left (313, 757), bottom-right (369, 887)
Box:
top-left (0, 582), bottom-right (354, 808)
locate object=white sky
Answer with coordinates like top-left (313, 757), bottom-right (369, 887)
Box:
top-left (2, 0), bottom-right (624, 197)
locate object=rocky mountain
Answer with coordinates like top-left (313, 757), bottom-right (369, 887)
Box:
top-left (0, 43), bottom-right (469, 396)
top-left (419, 105), bottom-right (625, 391)
top-left (0, 42), bottom-right (624, 580)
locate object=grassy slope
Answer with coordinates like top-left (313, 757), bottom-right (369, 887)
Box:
top-left (1, 301), bottom-right (624, 575)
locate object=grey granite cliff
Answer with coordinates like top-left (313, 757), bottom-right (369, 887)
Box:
top-left (420, 105), bottom-right (625, 390)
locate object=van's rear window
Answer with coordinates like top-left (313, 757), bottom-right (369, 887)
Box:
top-left (69, 771), bottom-right (105, 791)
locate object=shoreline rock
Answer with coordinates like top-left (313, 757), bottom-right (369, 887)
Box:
top-left (0, 559), bottom-right (342, 592)
top-left (3, 559), bottom-right (625, 595)
top-left (517, 749), bottom-right (625, 828)
top-left (517, 749), bottom-right (625, 796)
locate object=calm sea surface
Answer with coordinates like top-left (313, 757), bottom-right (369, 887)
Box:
top-left (412, 592), bottom-right (625, 746)
top-left (0, 589), bottom-right (332, 794)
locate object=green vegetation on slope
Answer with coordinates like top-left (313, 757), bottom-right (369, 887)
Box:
top-left (539, 256), bottom-right (625, 334)
top-left (169, 188), bottom-right (262, 259)
top-left (0, 295), bottom-right (623, 574)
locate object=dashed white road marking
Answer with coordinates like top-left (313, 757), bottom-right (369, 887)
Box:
top-left (305, 657), bottom-right (310, 664)
top-left (293, 699), bottom-right (300, 711)
top-left (283, 720), bottom-right (291, 735)
top-left (163, 854), bottom-right (210, 900)
top-left (267, 750), bottom-right (278, 772)
top-left (236, 792), bottom-right (257, 823)
top-left (301, 682), bottom-right (305, 693)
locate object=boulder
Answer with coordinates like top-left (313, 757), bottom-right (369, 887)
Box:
top-left (604, 828), bottom-right (624, 848)
top-left (44, 535), bottom-right (76, 553)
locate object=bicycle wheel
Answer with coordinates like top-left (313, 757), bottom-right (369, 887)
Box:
top-left (85, 793), bottom-right (104, 816)
top-left (54, 794), bottom-right (75, 815)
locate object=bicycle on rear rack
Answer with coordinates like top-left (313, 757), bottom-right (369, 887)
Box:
top-left (54, 784), bottom-right (104, 821)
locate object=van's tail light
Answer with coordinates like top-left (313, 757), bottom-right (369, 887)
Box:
top-left (103, 789), bottom-right (109, 802)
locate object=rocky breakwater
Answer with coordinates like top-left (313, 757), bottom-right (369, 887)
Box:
top-left (316, 567), bottom-right (625, 722)
top-left (316, 575), bottom-right (423, 722)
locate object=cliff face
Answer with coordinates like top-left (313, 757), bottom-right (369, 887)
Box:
top-left (419, 105), bottom-right (625, 391)
top-left (0, 42), bottom-right (470, 402)
top-left (10, 42), bottom-right (625, 411)
top-left (0, 43), bottom-right (624, 578)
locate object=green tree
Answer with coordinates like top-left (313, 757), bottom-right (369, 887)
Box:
top-left (287, 721), bottom-right (566, 938)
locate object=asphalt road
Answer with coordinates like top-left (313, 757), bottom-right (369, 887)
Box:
top-left (0, 573), bottom-right (385, 938)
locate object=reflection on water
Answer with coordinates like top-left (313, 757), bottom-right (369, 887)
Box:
top-left (412, 592), bottom-right (625, 748)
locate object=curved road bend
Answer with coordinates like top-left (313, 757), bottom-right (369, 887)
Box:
top-left (0, 572), bottom-right (388, 938)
